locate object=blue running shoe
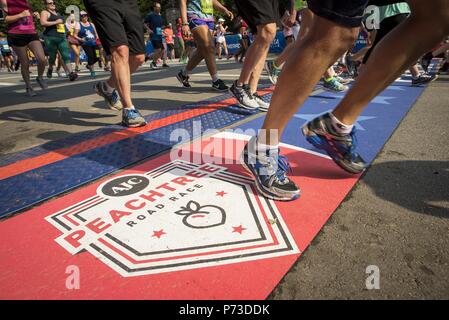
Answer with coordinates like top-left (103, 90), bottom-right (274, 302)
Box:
top-left (301, 113), bottom-right (366, 174)
top-left (240, 138), bottom-right (300, 201)
top-left (122, 108), bottom-right (147, 128)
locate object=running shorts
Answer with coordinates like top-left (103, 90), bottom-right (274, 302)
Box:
top-left (307, 0), bottom-right (404, 28)
top-left (234, 0), bottom-right (280, 34)
top-left (83, 0), bottom-right (145, 55)
top-left (7, 33), bottom-right (40, 47)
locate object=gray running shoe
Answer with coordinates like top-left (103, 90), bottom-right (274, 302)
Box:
top-left (411, 74), bottom-right (438, 86)
top-left (302, 112), bottom-right (366, 174)
top-left (265, 60), bottom-right (281, 85)
top-left (94, 81), bottom-right (123, 111)
top-left (241, 137), bottom-right (300, 201)
top-left (229, 81), bottom-right (259, 110)
top-left (36, 77), bottom-right (48, 90)
top-left (26, 87), bottom-right (37, 97)
top-left (252, 92), bottom-right (270, 112)
top-left (122, 108), bottom-right (147, 128)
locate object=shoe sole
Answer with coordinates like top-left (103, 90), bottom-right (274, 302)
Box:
top-left (411, 75), bottom-right (439, 87)
top-left (121, 121), bottom-right (147, 128)
top-left (240, 153), bottom-right (300, 202)
top-left (321, 85), bottom-right (348, 93)
top-left (301, 125), bottom-right (365, 174)
top-left (212, 86), bottom-right (229, 92)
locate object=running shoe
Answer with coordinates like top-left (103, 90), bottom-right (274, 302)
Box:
top-left (162, 63), bottom-right (169, 68)
top-left (176, 70), bottom-right (191, 88)
top-left (122, 108), bottom-right (147, 128)
top-left (26, 87), bottom-right (37, 97)
top-left (252, 92), bottom-right (270, 112)
top-left (68, 72), bottom-right (78, 81)
top-left (265, 60), bottom-right (281, 85)
top-left (36, 76), bottom-right (48, 90)
top-left (335, 75), bottom-right (352, 85)
top-left (240, 137), bottom-right (300, 201)
top-left (150, 61), bottom-right (158, 70)
top-left (46, 68), bottom-right (53, 79)
top-left (322, 77), bottom-right (349, 92)
top-left (411, 74), bottom-right (438, 86)
top-left (57, 70), bottom-right (64, 78)
top-left (212, 79), bottom-right (228, 92)
top-left (229, 81), bottom-right (259, 110)
top-left (302, 112), bottom-right (366, 174)
top-left (94, 81), bottom-right (123, 111)
top-left (75, 66), bottom-right (80, 72)
top-left (90, 70), bottom-right (96, 78)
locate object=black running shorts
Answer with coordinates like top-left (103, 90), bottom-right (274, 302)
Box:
top-left (83, 0), bottom-right (145, 55)
top-left (234, 0), bottom-right (280, 34)
top-left (307, 0), bottom-right (404, 28)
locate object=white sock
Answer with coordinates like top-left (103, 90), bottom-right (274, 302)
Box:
top-left (329, 112), bottom-right (353, 135)
top-left (125, 105), bottom-right (135, 110)
top-left (211, 73), bottom-right (219, 82)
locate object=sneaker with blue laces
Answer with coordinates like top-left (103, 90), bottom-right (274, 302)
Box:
top-left (301, 113), bottom-right (367, 174)
top-left (322, 77), bottom-right (349, 92)
top-left (122, 108), bottom-right (147, 128)
top-left (95, 81), bottom-right (123, 111)
top-left (240, 137), bottom-right (300, 201)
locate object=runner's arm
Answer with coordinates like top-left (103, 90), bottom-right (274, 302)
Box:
top-left (213, 0), bottom-right (233, 20)
top-left (179, 0), bottom-right (190, 37)
top-left (40, 10), bottom-right (62, 27)
top-left (1, 0), bottom-right (32, 25)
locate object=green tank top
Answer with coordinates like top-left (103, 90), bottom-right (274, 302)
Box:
top-left (379, 3), bottom-right (411, 22)
top-left (295, 0), bottom-right (307, 10)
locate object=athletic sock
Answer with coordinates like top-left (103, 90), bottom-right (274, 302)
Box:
top-left (211, 73), bottom-right (219, 82)
top-left (329, 112), bottom-right (353, 135)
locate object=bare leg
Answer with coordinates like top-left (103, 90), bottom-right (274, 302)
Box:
top-left (332, 0), bottom-right (449, 125)
top-left (260, 15), bottom-right (359, 145)
top-left (189, 25), bottom-right (218, 78)
top-left (12, 46), bottom-right (32, 88)
top-left (240, 23), bottom-right (277, 90)
top-left (108, 45), bottom-right (144, 109)
top-left (27, 40), bottom-right (47, 79)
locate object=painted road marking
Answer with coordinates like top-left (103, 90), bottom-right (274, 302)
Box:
top-left (0, 135), bottom-right (358, 299)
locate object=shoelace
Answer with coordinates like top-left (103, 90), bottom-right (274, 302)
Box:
top-left (111, 90), bottom-right (119, 103)
top-left (275, 155), bottom-right (292, 183)
top-left (242, 85), bottom-right (255, 100)
top-left (126, 109), bottom-right (140, 119)
top-left (253, 93), bottom-right (265, 103)
top-left (341, 128), bottom-right (359, 162)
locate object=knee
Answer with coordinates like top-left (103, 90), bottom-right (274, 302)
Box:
top-left (133, 54), bottom-right (145, 66)
top-left (257, 24), bottom-right (277, 45)
top-left (111, 45), bottom-right (129, 62)
top-left (310, 27), bottom-right (357, 57)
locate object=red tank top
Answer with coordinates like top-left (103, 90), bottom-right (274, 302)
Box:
top-left (5, 0), bottom-right (36, 34)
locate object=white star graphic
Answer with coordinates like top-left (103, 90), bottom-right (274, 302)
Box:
top-left (294, 110), bottom-right (377, 131)
top-left (331, 94), bottom-right (396, 105)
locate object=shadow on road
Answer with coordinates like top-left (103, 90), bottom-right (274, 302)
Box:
top-left (364, 160), bottom-right (449, 219)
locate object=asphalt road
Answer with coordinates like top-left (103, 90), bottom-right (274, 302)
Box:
top-left (0, 60), bottom-right (448, 299)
